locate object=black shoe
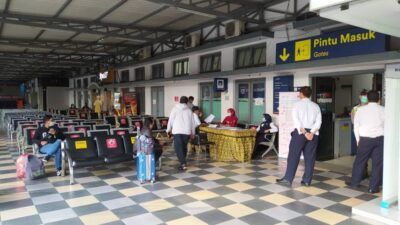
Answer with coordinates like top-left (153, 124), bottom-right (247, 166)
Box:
top-left (368, 188), bottom-right (380, 194)
top-left (301, 181), bottom-right (311, 186)
top-left (276, 178), bottom-right (291, 186)
top-left (345, 181), bottom-right (361, 188)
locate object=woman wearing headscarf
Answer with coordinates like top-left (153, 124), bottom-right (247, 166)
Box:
top-left (221, 108), bottom-right (238, 127)
top-left (252, 113), bottom-right (278, 159)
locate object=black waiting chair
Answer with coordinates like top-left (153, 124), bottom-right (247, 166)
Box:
top-left (64, 131), bottom-right (85, 139)
top-left (131, 119), bottom-right (143, 132)
top-left (90, 112), bottom-right (99, 119)
top-left (73, 125), bottom-right (91, 135)
top-left (117, 116), bottom-right (130, 128)
top-left (121, 133), bottom-right (138, 156)
top-left (87, 129), bottom-right (109, 138)
top-left (191, 132), bottom-right (214, 160)
top-left (64, 137), bottom-right (104, 184)
top-left (104, 116), bottom-right (116, 126)
top-left (79, 112), bottom-right (89, 120)
top-left (110, 128), bottom-right (130, 136)
top-left (94, 124), bottom-right (111, 131)
top-left (58, 126), bottom-right (69, 133)
top-left (82, 121), bottom-right (96, 130)
top-left (95, 135), bottom-right (133, 164)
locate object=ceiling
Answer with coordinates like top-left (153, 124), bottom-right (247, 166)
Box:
top-left (0, 0), bottom-right (311, 81)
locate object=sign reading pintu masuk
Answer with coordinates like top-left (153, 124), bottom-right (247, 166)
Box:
top-left (276, 28), bottom-right (387, 64)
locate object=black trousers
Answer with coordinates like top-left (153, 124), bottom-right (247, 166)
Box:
top-left (283, 130), bottom-right (319, 184)
top-left (173, 134), bottom-right (190, 166)
top-left (351, 136), bottom-right (383, 191)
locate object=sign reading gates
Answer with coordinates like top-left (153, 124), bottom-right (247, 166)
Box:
top-left (276, 28), bottom-right (386, 64)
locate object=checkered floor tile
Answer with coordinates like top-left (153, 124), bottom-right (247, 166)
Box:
top-left (0, 132), bottom-right (377, 225)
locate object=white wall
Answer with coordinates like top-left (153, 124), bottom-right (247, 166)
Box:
top-left (352, 74), bottom-right (373, 104)
top-left (46, 87), bottom-right (70, 110)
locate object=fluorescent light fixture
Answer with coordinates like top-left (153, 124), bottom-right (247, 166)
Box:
top-left (175, 7), bottom-right (217, 18)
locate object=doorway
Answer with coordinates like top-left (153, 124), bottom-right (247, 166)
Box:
top-left (199, 83), bottom-right (221, 121)
top-left (136, 87), bottom-right (145, 115)
top-left (312, 72), bottom-right (383, 161)
top-left (151, 86), bottom-right (164, 117)
top-left (236, 79), bottom-right (265, 124)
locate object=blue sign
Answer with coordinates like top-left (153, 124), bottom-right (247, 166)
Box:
top-left (273, 75), bottom-right (294, 113)
top-left (214, 78), bottom-right (228, 92)
top-left (276, 28), bottom-right (387, 64)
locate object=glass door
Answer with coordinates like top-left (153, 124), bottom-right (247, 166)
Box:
top-left (237, 83), bottom-right (250, 122)
top-left (151, 86), bottom-right (164, 117)
top-left (236, 80), bottom-right (265, 124)
top-left (200, 83), bottom-right (221, 121)
top-left (251, 82), bottom-right (265, 124)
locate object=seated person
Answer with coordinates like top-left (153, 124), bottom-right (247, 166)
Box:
top-left (69, 104), bottom-right (77, 109)
top-left (138, 117), bottom-right (163, 164)
top-left (221, 108), bottom-right (238, 127)
top-left (192, 106), bottom-right (202, 133)
top-left (252, 113), bottom-right (278, 159)
top-left (33, 115), bottom-right (65, 176)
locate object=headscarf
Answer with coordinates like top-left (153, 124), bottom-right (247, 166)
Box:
top-left (222, 108), bottom-right (238, 127)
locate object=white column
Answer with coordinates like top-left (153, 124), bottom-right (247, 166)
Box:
top-left (381, 64), bottom-right (400, 209)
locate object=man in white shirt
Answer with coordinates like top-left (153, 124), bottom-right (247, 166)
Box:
top-left (348, 90), bottom-right (384, 193)
top-left (277, 86), bottom-right (322, 186)
top-left (166, 96), bottom-right (195, 171)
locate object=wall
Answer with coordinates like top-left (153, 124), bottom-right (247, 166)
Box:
top-left (0, 85), bottom-right (19, 96)
top-left (352, 74), bottom-right (373, 104)
top-left (46, 86), bottom-right (71, 110)
top-left (334, 76), bottom-right (353, 114)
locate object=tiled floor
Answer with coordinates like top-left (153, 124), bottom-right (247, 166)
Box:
top-left (0, 133), bottom-right (378, 225)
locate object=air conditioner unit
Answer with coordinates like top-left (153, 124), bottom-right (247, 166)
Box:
top-left (184, 33), bottom-right (200, 49)
top-left (138, 46), bottom-right (151, 60)
top-left (225, 20), bottom-right (245, 39)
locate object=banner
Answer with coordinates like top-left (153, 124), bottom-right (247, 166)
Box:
top-left (278, 92), bottom-right (300, 158)
top-left (123, 92), bottom-right (137, 116)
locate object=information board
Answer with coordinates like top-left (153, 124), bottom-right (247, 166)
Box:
top-left (278, 92), bottom-right (300, 158)
top-left (273, 75), bottom-right (294, 114)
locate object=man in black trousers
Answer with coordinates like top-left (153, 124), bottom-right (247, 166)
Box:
top-left (347, 90), bottom-right (384, 193)
top-left (276, 86), bottom-right (322, 186)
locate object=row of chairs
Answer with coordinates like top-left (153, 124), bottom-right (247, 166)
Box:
top-left (62, 134), bottom-right (140, 184)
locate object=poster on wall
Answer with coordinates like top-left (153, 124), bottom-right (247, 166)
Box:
top-left (273, 75), bottom-right (294, 114)
top-left (114, 92), bottom-right (121, 110)
top-left (123, 92), bottom-right (137, 116)
top-left (278, 92), bottom-right (300, 158)
top-left (214, 78), bottom-right (228, 92)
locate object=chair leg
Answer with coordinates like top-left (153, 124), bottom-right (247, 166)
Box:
top-left (157, 157), bottom-right (162, 171)
top-left (61, 151), bottom-right (66, 177)
top-left (68, 160), bottom-right (74, 184)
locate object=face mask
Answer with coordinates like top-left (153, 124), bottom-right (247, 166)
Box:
top-left (228, 113), bottom-right (232, 116)
top-left (360, 96), bottom-right (368, 104)
top-left (262, 118), bottom-right (266, 122)
top-left (49, 122), bottom-right (55, 127)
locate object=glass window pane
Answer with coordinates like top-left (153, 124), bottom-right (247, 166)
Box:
top-left (243, 49), bottom-right (252, 67)
top-left (238, 84), bottom-right (249, 98)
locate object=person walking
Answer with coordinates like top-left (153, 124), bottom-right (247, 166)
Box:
top-left (166, 96), bottom-right (195, 171)
top-left (276, 86), bottom-right (322, 186)
top-left (347, 90), bottom-right (384, 193)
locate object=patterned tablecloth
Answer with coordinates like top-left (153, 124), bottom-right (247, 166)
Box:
top-left (200, 126), bottom-right (256, 162)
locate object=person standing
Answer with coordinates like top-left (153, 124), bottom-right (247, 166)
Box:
top-left (187, 96), bottom-right (195, 110)
top-left (350, 89), bottom-right (368, 155)
top-left (276, 86), bottom-right (322, 186)
top-left (348, 90), bottom-right (384, 193)
top-left (166, 96), bottom-right (195, 171)
top-left (93, 95), bottom-right (103, 118)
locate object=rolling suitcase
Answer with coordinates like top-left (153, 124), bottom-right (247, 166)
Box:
top-left (136, 152), bottom-right (156, 183)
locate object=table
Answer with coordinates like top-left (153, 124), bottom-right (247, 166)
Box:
top-left (200, 126), bottom-right (257, 162)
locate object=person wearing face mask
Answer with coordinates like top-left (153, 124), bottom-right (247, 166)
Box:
top-left (33, 115), bottom-right (65, 176)
top-left (252, 113), bottom-right (278, 159)
top-left (350, 90), bottom-right (368, 155)
top-left (221, 108), bottom-right (238, 127)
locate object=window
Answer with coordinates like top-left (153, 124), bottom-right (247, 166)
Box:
top-left (173, 58), bottom-right (189, 76)
top-left (135, 67), bottom-right (145, 81)
top-left (152, 63), bottom-right (164, 79)
top-left (90, 76), bottom-right (97, 83)
top-left (235, 44), bottom-right (266, 69)
top-left (200, 53), bottom-right (221, 73)
top-left (76, 79), bottom-right (81, 88)
top-left (83, 78), bottom-right (88, 88)
top-left (120, 70), bottom-right (130, 83)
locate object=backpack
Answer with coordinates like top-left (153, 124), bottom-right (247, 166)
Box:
top-left (16, 154), bottom-right (45, 180)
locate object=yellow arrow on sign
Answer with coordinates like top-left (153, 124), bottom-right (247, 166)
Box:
top-left (279, 48), bottom-right (290, 61)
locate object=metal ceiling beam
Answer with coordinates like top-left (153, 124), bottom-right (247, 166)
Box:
top-left (0, 13), bottom-right (174, 42)
top-left (0, 0), bottom-right (11, 37)
top-left (53, 0), bottom-right (73, 18)
top-left (147, 0), bottom-right (262, 24)
top-left (0, 38), bottom-right (134, 53)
